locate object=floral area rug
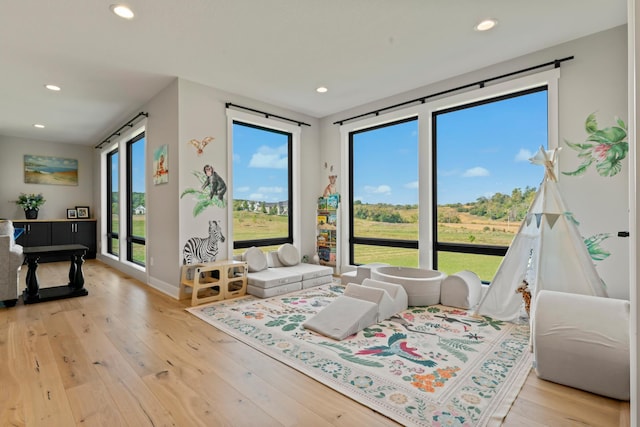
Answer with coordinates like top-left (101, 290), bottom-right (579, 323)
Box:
top-left (186, 284), bottom-right (532, 427)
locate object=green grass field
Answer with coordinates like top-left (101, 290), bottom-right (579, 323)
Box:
top-left (116, 209), bottom-right (510, 279)
top-left (233, 211), bottom-right (511, 281)
top-left (111, 215), bottom-right (146, 264)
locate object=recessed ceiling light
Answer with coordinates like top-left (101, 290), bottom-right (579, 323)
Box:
top-left (475, 19), bottom-right (497, 32)
top-left (33, 124), bottom-right (45, 129)
top-left (45, 84), bottom-right (61, 91)
top-left (316, 86), bottom-right (328, 93)
top-left (110, 4), bottom-right (134, 19)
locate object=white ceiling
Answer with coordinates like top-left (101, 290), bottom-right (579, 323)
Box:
top-left (0, 0), bottom-right (627, 146)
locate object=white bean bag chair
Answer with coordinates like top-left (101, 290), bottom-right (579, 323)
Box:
top-left (533, 290), bottom-right (630, 400)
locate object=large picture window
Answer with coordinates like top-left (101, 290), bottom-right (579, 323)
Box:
top-left (126, 133), bottom-right (146, 265)
top-left (232, 121), bottom-right (293, 252)
top-left (106, 148), bottom-right (119, 256)
top-left (102, 128), bottom-right (146, 269)
top-left (349, 117), bottom-right (419, 266)
top-left (432, 87), bottom-right (548, 281)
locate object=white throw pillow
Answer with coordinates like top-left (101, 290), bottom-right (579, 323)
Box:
top-left (244, 246), bottom-right (268, 272)
top-left (277, 243), bottom-right (300, 266)
top-left (266, 251), bottom-right (284, 268)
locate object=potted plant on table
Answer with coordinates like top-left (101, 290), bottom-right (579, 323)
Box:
top-left (15, 193), bottom-right (46, 219)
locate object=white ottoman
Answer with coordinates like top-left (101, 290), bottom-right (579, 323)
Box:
top-left (532, 290), bottom-right (630, 400)
top-left (440, 270), bottom-right (482, 309)
top-left (340, 263), bottom-right (389, 285)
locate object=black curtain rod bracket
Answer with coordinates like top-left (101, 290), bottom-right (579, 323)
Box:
top-left (95, 112), bottom-right (148, 149)
top-left (226, 102), bottom-right (311, 127)
top-left (334, 56), bottom-right (573, 125)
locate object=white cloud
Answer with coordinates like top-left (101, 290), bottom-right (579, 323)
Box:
top-left (249, 193), bottom-right (265, 200)
top-left (515, 148), bottom-right (533, 162)
top-left (404, 180), bottom-right (419, 189)
top-left (256, 186), bottom-right (283, 194)
top-left (235, 186), bottom-right (250, 193)
top-left (364, 185), bottom-right (392, 195)
top-left (248, 144), bottom-right (288, 169)
top-left (462, 167), bottom-right (490, 177)
top-left (439, 168), bottom-right (460, 177)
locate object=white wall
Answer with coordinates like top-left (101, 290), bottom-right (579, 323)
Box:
top-left (319, 25), bottom-right (630, 299)
top-left (143, 79), bottom-right (180, 292)
top-left (111, 78), bottom-right (322, 298)
top-left (628, 0), bottom-right (638, 423)
top-left (176, 79), bottom-right (322, 262)
top-left (0, 136), bottom-right (94, 220)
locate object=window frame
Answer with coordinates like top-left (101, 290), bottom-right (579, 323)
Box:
top-left (339, 68), bottom-right (559, 272)
top-left (226, 109), bottom-right (302, 254)
top-left (100, 120), bottom-right (147, 278)
top-left (126, 131), bottom-right (146, 266)
top-left (106, 148), bottom-right (119, 256)
top-left (431, 86), bottom-right (549, 269)
top-left (348, 117), bottom-right (419, 266)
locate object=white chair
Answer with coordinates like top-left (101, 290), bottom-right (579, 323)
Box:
top-left (0, 220), bottom-right (24, 307)
top-left (532, 290), bottom-right (630, 400)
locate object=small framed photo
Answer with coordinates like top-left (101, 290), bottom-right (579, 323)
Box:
top-left (67, 208), bottom-right (77, 219)
top-left (76, 206), bottom-right (90, 219)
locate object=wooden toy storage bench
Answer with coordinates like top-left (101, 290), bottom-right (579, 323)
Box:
top-left (179, 260), bottom-right (247, 306)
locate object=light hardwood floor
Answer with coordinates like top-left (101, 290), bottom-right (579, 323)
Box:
top-left (0, 260), bottom-right (630, 426)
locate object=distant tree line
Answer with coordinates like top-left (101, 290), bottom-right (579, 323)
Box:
top-left (111, 192), bottom-right (145, 210)
top-left (353, 200), bottom-right (416, 223)
top-left (354, 186), bottom-right (537, 224)
top-left (462, 186), bottom-right (536, 221)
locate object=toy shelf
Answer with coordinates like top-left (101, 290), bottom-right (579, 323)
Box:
top-left (179, 260), bottom-right (248, 306)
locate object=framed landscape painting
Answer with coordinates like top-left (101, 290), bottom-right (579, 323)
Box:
top-left (24, 155), bottom-right (78, 186)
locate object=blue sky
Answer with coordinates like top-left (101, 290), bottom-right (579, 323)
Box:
top-left (110, 136), bottom-right (146, 193)
top-left (354, 90), bottom-right (548, 205)
top-left (233, 123), bottom-right (289, 203)
top-left (231, 90), bottom-right (547, 206)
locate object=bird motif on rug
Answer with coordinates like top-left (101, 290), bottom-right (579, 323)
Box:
top-left (356, 333), bottom-right (437, 367)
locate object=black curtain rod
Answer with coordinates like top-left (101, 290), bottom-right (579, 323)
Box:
top-left (95, 112), bottom-right (149, 149)
top-left (334, 56), bottom-right (574, 126)
top-left (226, 102), bottom-right (311, 127)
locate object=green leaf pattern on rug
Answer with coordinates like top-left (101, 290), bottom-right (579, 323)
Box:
top-left (436, 338), bottom-right (480, 363)
top-left (465, 316), bottom-right (505, 330)
top-left (362, 326), bottom-right (385, 338)
top-left (265, 314), bottom-right (307, 331)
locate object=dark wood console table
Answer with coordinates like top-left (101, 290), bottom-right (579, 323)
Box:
top-left (22, 244), bottom-right (89, 304)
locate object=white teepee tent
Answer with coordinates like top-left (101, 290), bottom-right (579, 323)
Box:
top-left (474, 147), bottom-right (608, 322)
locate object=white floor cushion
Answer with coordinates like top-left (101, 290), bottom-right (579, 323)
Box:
top-left (440, 270), bottom-right (482, 309)
top-left (247, 282), bottom-right (302, 298)
top-left (533, 290), bottom-right (630, 400)
top-left (362, 278), bottom-right (408, 320)
top-left (281, 263), bottom-right (333, 280)
top-left (302, 275), bottom-right (333, 289)
top-left (303, 295), bottom-right (378, 340)
top-left (246, 268), bottom-right (302, 289)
